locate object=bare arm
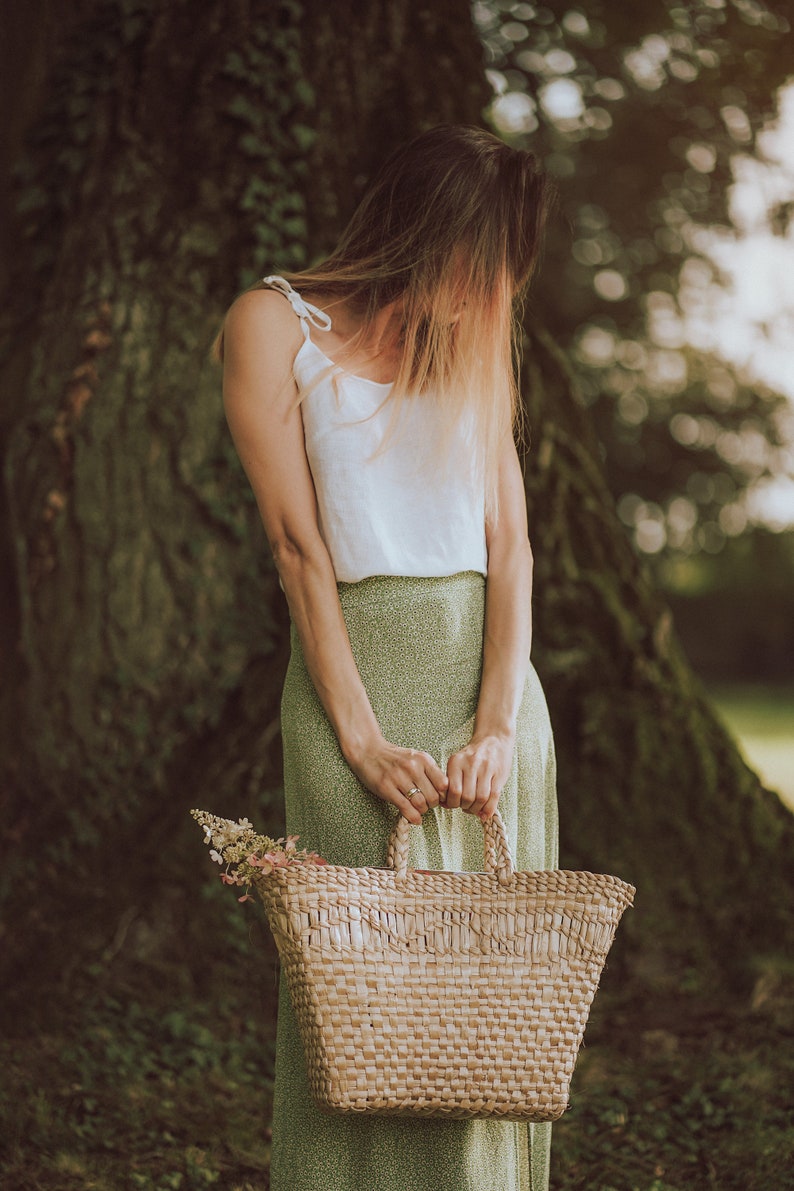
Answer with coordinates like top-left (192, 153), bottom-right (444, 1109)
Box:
top-left (445, 436), bottom-right (534, 819)
top-left (221, 291), bottom-right (447, 823)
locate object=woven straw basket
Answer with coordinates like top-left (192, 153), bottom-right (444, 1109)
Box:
top-left (254, 809), bottom-right (634, 1121)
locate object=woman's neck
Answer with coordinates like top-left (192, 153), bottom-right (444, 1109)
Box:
top-left (306, 293), bottom-right (404, 384)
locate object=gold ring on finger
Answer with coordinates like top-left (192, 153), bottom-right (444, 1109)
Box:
top-left (406, 786), bottom-right (422, 800)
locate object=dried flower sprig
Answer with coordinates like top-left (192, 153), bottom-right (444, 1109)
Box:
top-left (191, 809), bottom-right (327, 903)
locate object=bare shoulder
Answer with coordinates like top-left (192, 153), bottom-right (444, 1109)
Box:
top-left (223, 287), bottom-right (303, 370)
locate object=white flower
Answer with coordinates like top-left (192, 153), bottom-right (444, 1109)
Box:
top-left (191, 806), bottom-right (324, 899)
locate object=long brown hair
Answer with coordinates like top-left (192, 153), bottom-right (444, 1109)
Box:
top-left (217, 125), bottom-right (555, 513)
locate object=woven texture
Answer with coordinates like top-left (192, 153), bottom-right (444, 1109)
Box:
top-left (271, 571), bottom-right (559, 1191)
top-left (257, 809), bottom-right (634, 1121)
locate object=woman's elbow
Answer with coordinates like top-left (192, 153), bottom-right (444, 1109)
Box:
top-left (269, 529), bottom-right (328, 580)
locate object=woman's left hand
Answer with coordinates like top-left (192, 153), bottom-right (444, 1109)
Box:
top-left (445, 732), bottom-right (514, 820)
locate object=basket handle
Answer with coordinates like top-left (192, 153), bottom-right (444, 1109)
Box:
top-left (386, 807), bottom-right (515, 885)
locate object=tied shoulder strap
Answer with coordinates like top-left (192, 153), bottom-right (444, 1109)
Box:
top-left (262, 275), bottom-right (332, 337)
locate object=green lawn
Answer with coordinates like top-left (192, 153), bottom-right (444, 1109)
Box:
top-left (708, 685), bottom-right (794, 812)
top-left (3, 974), bottom-right (793, 1191)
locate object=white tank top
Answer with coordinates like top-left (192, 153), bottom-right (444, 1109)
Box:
top-left (263, 276), bottom-right (488, 584)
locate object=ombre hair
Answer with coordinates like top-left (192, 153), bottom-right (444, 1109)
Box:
top-left (217, 124), bottom-right (555, 515)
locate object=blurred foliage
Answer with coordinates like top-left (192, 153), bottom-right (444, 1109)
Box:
top-left (708, 684), bottom-right (794, 811)
top-left (662, 526), bottom-right (794, 678)
top-left (476, 0), bottom-right (794, 560)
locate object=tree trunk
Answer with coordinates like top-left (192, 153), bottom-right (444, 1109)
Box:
top-left (1, 0), bottom-right (791, 1003)
top-left (521, 320), bottom-right (794, 989)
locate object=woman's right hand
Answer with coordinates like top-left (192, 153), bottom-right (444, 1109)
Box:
top-left (345, 735), bottom-right (449, 825)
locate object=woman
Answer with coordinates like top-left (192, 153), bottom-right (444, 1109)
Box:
top-left (219, 125), bottom-right (559, 1191)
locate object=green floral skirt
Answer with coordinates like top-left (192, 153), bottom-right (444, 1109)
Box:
top-left (271, 572), bottom-right (559, 1191)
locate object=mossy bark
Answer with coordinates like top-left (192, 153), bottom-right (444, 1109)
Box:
top-left (0, 0), bottom-right (791, 1000)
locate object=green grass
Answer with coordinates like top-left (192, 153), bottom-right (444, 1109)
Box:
top-left (708, 685), bottom-right (794, 812)
top-left (2, 961), bottom-right (794, 1191)
top-left (0, 988), bottom-right (275, 1191)
top-left (552, 979), bottom-right (794, 1190)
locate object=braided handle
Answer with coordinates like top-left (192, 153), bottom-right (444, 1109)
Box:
top-left (386, 807), bottom-right (515, 885)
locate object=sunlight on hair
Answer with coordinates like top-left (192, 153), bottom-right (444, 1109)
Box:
top-left (215, 126), bottom-right (556, 519)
